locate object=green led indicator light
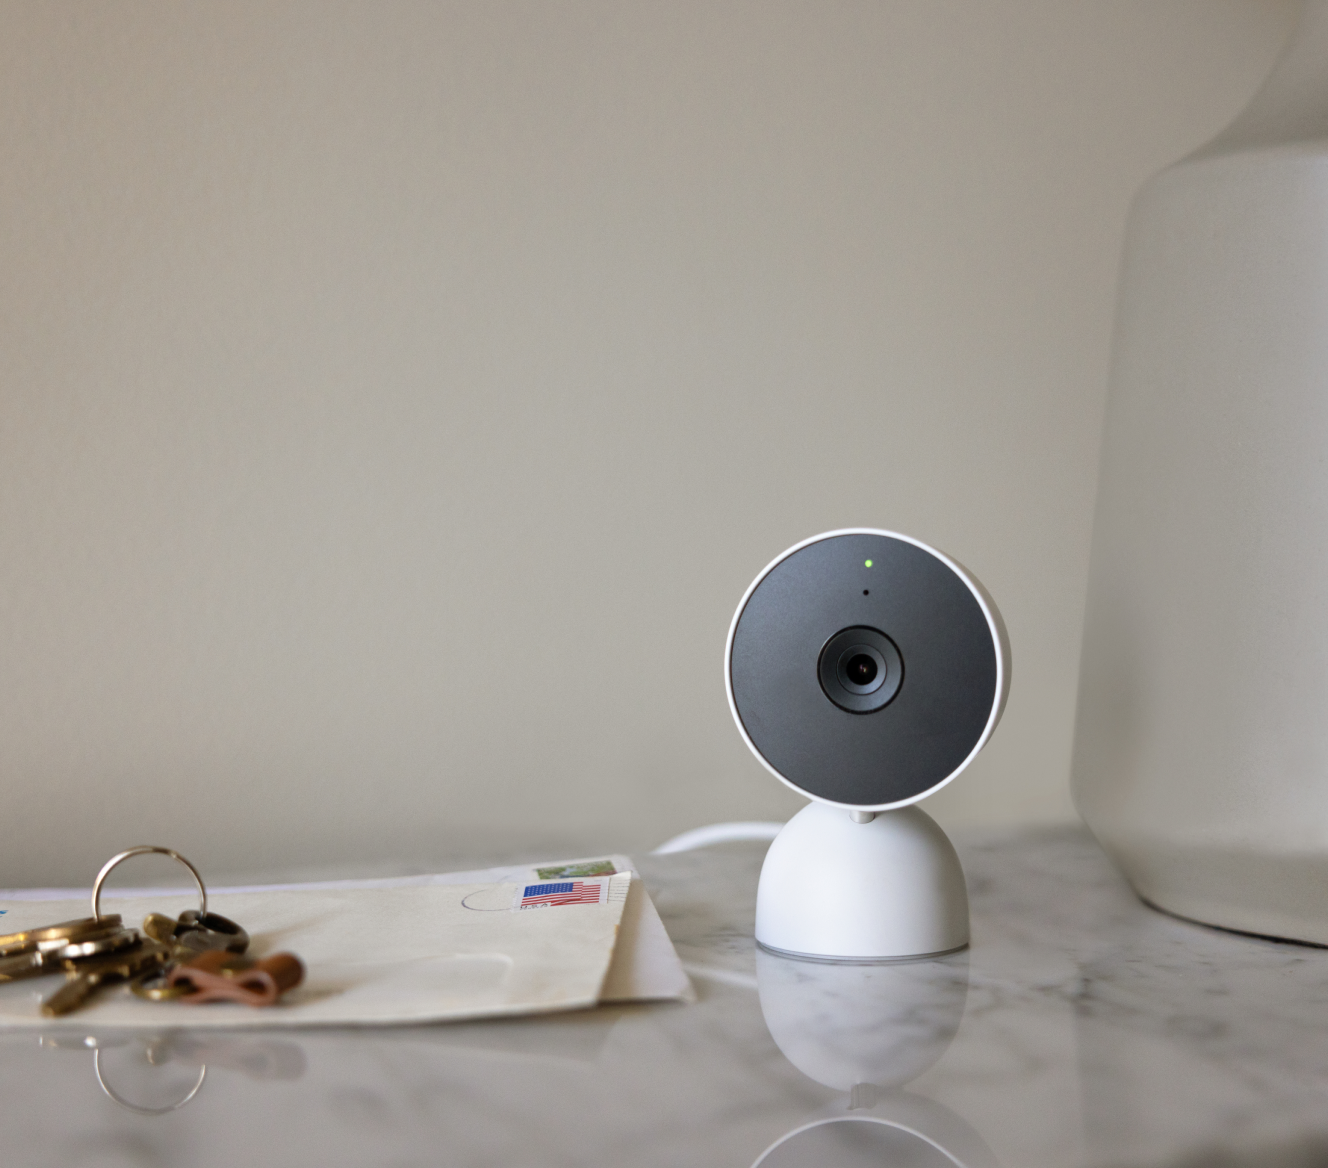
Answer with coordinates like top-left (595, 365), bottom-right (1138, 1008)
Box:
top-left (864, 559), bottom-right (873, 568)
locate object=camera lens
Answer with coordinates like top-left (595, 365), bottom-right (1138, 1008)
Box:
top-left (836, 644), bottom-right (886, 695)
top-left (817, 626), bottom-right (904, 714)
top-left (845, 653), bottom-right (878, 686)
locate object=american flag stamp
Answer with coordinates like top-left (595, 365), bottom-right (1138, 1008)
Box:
top-left (513, 873), bottom-right (630, 910)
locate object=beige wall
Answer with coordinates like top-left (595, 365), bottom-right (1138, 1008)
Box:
top-left (0, 2), bottom-right (1297, 885)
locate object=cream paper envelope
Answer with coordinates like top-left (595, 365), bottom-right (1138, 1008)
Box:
top-left (0, 872), bottom-right (635, 1029)
top-left (299, 853), bottom-right (692, 1004)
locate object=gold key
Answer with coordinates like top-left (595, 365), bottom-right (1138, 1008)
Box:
top-left (0, 916), bottom-right (123, 961)
top-left (42, 939), bottom-right (169, 1017)
top-left (0, 922), bottom-right (136, 982)
top-left (51, 929), bottom-right (140, 962)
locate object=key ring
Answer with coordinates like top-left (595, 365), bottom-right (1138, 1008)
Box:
top-left (94, 1048), bottom-right (207, 1115)
top-left (91, 846), bottom-right (208, 921)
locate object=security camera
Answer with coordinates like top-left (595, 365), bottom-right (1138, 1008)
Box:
top-left (726, 529), bottom-right (1009, 960)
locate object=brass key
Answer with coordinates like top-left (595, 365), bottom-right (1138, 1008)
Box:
top-left (0, 923), bottom-right (136, 982)
top-left (42, 940), bottom-right (169, 1017)
top-left (0, 916), bottom-right (123, 961)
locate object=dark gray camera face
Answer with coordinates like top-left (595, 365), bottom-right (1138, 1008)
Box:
top-left (728, 532), bottom-right (999, 807)
top-left (818, 626), bottom-right (903, 713)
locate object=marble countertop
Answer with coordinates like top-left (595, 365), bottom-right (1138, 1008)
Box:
top-left (2, 827), bottom-right (1326, 1167)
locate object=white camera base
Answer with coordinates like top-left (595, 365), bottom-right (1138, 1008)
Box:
top-left (755, 802), bottom-right (969, 962)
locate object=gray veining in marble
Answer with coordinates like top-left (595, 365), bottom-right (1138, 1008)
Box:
top-left (1, 828), bottom-right (1327, 1167)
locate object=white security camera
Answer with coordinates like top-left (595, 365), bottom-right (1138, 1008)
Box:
top-left (726, 529), bottom-right (1009, 960)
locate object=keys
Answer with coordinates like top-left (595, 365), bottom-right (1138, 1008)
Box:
top-left (11, 845), bottom-right (304, 1016)
top-left (133, 912), bottom-right (302, 1008)
top-left (41, 939), bottom-right (169, 1017)
top-left (0, 919), bottom-right (136, 982)
top-left (3, 907), bottom-right (254, 1010)
top-left (132, 909), bottom-right (252, 1001)
top-left (0, 915), bottom-right (123, 961)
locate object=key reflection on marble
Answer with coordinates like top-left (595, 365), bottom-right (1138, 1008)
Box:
top-left (38, 1030), bottom-right (307, 1114)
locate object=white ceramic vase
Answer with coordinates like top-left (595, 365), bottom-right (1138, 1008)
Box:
top-left (1073, 1), bottom-right (1328, 944)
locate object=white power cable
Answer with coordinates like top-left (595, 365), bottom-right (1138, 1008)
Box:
top-left (650, 821), bottom-right (784, 855)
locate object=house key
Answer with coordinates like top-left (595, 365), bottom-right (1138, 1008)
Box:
top-left (0, 921), bottom-right (137, 982)
top-left (42, 939), bottom-right (169, 1017)
top-left (0, 916), bottom-right (124, 961)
